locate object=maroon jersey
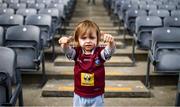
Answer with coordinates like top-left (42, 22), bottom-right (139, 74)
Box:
top-left (73, 47), bottom-right (105, 98)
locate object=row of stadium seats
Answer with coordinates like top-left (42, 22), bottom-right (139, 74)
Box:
top-left (104, 0), bottom-right (180, 106)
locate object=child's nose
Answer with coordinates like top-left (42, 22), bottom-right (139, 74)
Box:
top-left (86, 38), bottom-right (91, 42)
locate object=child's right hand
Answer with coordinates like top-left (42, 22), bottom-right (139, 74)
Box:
top-left (58, 36), bottom-right (73, 45)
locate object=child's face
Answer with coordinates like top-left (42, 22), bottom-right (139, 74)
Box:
top-left (78, 30), bottom-right (97, 52)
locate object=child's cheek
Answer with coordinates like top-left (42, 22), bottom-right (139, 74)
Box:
top-left (79, 39), bottom-right (85, 47)
top-left (91, 39), bottom-right (97, 46)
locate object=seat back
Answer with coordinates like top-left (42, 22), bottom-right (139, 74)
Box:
top-left (4, 0), bottom-right (19, 4)
top-left (38, 8), bottom-right (60, 33)
top-left (0, 26), bottom-right (4, 46)
top-left (164, 16), bottom-right (180, 27)
top-left (125, 9), bottom-right (147, 33)
top-left (25, 14), bottom-right (52, 47)
top-left (120, 3), bottom-right (139, 21)
top-left (171, 10), bottom-right (180, 17)
top-left (8, 3), bottom-right (26, 11)
top-left (47, 3), bottom-right (65, 19)
top-left (135, 16), bottom-right (162, 49)
top-left (148, 9), bottom-right (170, 19)
top-left (152, 27), bottom-right (180, 71)
top-left (0, 14), bottom-right (24, 28)
top-left (0, 47), bottom-right (16, 104)
top-left (19, 0), bottom-right (35, 4)
top-left (158, 4), bottom-right (176, 11)
top-left (0, 3), bottom-right (8, 8)
top-left (0, 8), bottom-right (14, 15)
top-left (139, 4), bottom-right (157, 11)
top-left (28, 3), bottom-right (45, 10)
top-left (16, 8), bottom-right (37, 17)
top-left (5, 25), bottom-right (41, 70)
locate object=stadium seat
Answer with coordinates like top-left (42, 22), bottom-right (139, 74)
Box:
top-left (25, 14), bottom-right (55, 60)
top-left (171, 10), bottom-right (180, 17)
top-left (8, 3), bottom-right (26, 11)
top-left (132, 16), bottom-right (162, 63)
top-left (38, 8), bottom-right (62, 34)
top-left (148, 9), bottom-right (170, 19)
top-left (28, 3), bottom-right (45, 11)
top-left (0, 8), bottom-right (14, 15)
top-left (4, 0), bottom-right (19, 4)
top-left (19, 0), bottom-right (35, 4)
top-left (16, 8), bottom-right (37, 18)
top-left (145, 27), bottom-right (180, 87)
top-left (0, 46), bottom-right (23, 106)
top-left (0, 14), bottom-right (24, 30)
top-left (123, 9), bottom-right (147, 46)
top-left (164, 16), bottom-right (180, 27)
top-left (0, 3), bottom-right (7, 8)
top-left (5, 25), bottom-right (46, 86)
top-left (0, 26), bottom-right (3, 45)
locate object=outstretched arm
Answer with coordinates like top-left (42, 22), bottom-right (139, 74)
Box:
top-left (100, 32), bottom-right (116, 60)
top-left (58, 36), bottom-right (76, 60)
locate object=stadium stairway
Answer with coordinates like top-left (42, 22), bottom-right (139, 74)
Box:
top-left (22, 0), bottom-right (178, 100)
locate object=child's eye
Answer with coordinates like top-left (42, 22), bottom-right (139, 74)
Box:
top-left (81, 37), bottom-right (86, 39)
top-left (89, 36), bottom-right (95, 39)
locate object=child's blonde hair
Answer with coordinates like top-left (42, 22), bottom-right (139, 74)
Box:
top-left (73, 20), bottom-right (101, 46)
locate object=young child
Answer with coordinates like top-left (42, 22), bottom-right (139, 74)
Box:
top-left (58, 20), bottom-right (116, 107)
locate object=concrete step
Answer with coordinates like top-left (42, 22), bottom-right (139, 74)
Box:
top-left (68, 22), bottom-right (114, 27)
top-left (42, 80), bottom-right (150, 97)
top-left (72, 16), bottom-right (111, 20)
top-left (70, 17), bottom-right (111, 22)
top-left (65, 30), bottom-right (119, 36)
top-left (63, 26), bottom-right (119, 31)
top-left (69, 19), bottom-right (112, 23)
top-left (75, 8), bottom-right (106, 12)
top-left (22, 61), bottom-right (178, 86)
top-left (54, 56), bottom-right (133, 67)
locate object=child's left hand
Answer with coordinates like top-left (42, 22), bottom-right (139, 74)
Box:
top-left (101, 31), bottom-right (114, 43)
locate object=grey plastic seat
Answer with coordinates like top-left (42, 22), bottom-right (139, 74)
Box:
top-left (36, 0), bottom-right (51, 5)
top-left (25, 14), bottom-right (55, 60)
top-left (125, 9), bottom-right (147, 33)
top-left (148, 9), bottom-right (170, 19)
top-left (171, 10), bottom-right (180, 17)
top-left (5, 25), bottom-right (46, 86)
top-left (158, 4), bottom-right (176, 11)
top-left (16, 8), bottom-right (37, 18)
top-left (8, 3), bottom-right (26, 11)
top-left (28, 3), bottom-right (45, 10)
top-left (123, 9), bottom-right (147, 47)
top-left (0, 14), bottom-right (23, 31)
top-left (118, 3), bottom-right (139, 22)
top-left (0, 8), bottom-right (14, 15)
top-left (4, 0), bottom-right (19, 4)
top-left (19, 0), bottom-right (35, 4)
top-left (132, 16), bottom-right (162, 63)
top-left (0, 3), bottom-right (7, 8)
top-left (145, 27), bottom-right (180, 85)
top-left (38, 8), bottom-right (61, 34)
top-left (47, 3), bottom-right (66, 19)
top-left (164, 16), bottom-right (180, 27)
top-left (139, 4), bottom-right (157, 12)
top-left (0, 26), bottom-right (3, 46)
top-left (0, 46), bottom-right (23, 106)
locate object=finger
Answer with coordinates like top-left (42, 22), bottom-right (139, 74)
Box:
top-left (104, 35), bottom-right (108, 43)
top-left (68, 36), bottom-right (73, 42)
top-left (58, 38), bottom-right (62, 44)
